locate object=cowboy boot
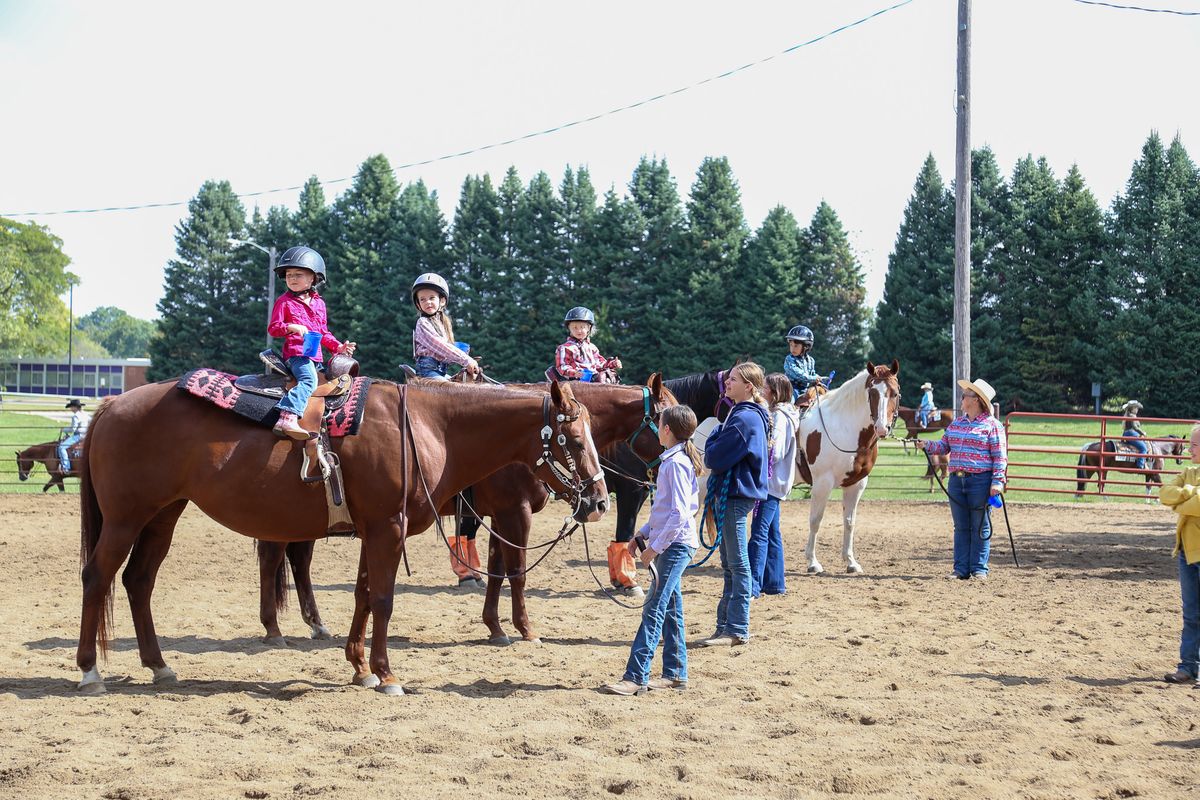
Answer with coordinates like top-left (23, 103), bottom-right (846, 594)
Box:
top-left (273, 411), bottom-right (314, 441)
top-left (447, 536), bottom-right (474, 585)
top-left (607, 542), bottom-right (642, 597)
top-left (465, 538), bottom-right (485, 586)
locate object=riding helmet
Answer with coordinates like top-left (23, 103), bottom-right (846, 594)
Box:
top-left (274, 246), bottom-right (327, 285)
top-left (411, 273), bottom-right (450, 309)
top-left (786, 325), bottom-right (814, 345)
top-left (563, 306), bottom-right (596, 327)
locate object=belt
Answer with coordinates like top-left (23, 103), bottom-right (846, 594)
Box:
top-left (951, 469), bottom-right (986, 477)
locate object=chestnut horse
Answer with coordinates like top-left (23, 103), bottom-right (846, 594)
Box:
top-left (795, 361), bottom-right (902, 574)
top-left (76, 378), bottom-right (607, 696)
top-left (15, 441), bottom-right (77, 492)
top-left (256, 376), bottom-right (675, 645)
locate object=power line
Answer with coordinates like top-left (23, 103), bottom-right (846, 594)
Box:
top-left (1070, 0), bottom-right (1200, 15)
top-left (2, 0), bottom-right (917, 219)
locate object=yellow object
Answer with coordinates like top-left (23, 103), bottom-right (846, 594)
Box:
top-left (1159, 465), bottom-right (1200, 565)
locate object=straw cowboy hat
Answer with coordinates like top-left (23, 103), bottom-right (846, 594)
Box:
top-left (956, 378), bottom-right (995, 404)
top-left (920, 382), bottom-right (933, 391)
top-left (1121, 399), bottom-right (1143, 413)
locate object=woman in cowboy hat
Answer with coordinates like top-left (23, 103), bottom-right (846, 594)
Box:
top-left (917, 381), bottom-right (937, 429)
top-left (915, 378), bottom-right (1008, 580)
top-left (58, 398), bottom-right (90, 473)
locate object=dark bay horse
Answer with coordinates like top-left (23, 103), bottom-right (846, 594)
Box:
top-left (1074, 435), bottom-right (1185, 497)
top-left (15, 441), bottom-right (77, 492)
top-left (898, 406), bottom-right (954, 443)
top-left (256, 376), bottom-right (675, 645)
top-left (77, 378), bottom-right (607, 696)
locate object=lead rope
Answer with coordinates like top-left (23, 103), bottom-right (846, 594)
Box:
top-left (690, 470), bottom-right (731, 569)
top-left (923, 448), bottom-right (1020, 567)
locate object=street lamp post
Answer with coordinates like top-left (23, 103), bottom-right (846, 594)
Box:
top-left (228, 238), bottom-right (278, 350)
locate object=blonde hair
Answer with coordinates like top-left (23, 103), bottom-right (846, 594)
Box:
top-left (764, 372), bottom-right (793, 412)
top-left (1190, 423), bottom-right (1200, 443)
top-left (659, 405), bottom-right (704, 475)
top-left (730, 362), bottom-right (767, 407)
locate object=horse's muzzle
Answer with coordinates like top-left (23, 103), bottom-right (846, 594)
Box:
top-left (574, 494), bottom-right (609, 523)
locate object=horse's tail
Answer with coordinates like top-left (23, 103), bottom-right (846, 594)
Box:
top-left (256, 541), bottom-right (290, 614)
top-left (79, 398), bottom-right (114, 657)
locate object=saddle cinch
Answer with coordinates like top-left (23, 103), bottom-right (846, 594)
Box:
top-left (235, 350), bottom-right (360, 535)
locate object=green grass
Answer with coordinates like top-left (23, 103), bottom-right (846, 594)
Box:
top-left (1, 409), bottom-right (79, 494)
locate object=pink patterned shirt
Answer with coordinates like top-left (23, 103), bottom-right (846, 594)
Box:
top-left (554, 336), bottom-right (614, 379)
top-left (267, 291), bottom-right (341, 361)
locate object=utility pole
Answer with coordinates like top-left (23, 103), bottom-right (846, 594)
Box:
top-left (953, 0), bottom-right (972, 409)
top-left (67, 283), bottom-right (74, 397)
top-left (266, 246), bottom-right (277, 350)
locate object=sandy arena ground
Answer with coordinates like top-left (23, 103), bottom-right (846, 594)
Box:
top-left (0, 494), bottom-right (1196, 799)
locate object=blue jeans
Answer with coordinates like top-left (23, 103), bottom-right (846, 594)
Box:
top-left (715, 497), bottom-right (755, 639)
top-left (276, 356), bottom-right (319, 416)
top-left (1123, 431), bottom-right (1148, 469)
top-left (748, 496), bottom-right (786, 596)
top-left (948, 470), bottom-right (993, 577)
top-left (1179, 553), bottom-right (1200, 678)
top-left (415, 356), bottom-right (450, 381)
top-left (623, 543), bottom-right (695, 685)
top-left (58, 434), bottom-right (82, 472)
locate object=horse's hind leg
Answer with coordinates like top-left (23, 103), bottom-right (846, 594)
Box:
top-left (805, 480), bottom-right (834, 574)
top-left (287, 540), bottom-right (330, 639)
top-left (121, 500), bottom-right (187, 685)
top-left (482, 533), bottom-right (510, 645)
top-left (363, 519), bottom-right (404, 695)
top-left (344, 545), bottom-right (376, 688)
top-left (257, 541), bottom-right (289, 646)
top-left (840, 479), bottom-right (867, 574)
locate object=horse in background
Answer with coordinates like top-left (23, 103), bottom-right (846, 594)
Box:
top-left (1075, 435), bottom-right (1185, 498)
top-left (15, 441), bottom-right (78, 492)
top-left (897, 407), bottom-right (954, 453)
top-left (794, 360), bottom-right (902, 574)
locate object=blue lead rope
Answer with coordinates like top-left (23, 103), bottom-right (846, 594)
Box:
top-left (689, 470), bottom-right (731, 569)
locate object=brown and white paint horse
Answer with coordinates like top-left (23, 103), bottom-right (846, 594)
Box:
top-left (793, 360), bottom-right (901, 574)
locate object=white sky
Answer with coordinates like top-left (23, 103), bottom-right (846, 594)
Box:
top-left (2, 0), bottom-right (1198, 321)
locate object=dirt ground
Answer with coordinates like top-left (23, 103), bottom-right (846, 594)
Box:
top-left (0, 494), bottom-right (1196, 799)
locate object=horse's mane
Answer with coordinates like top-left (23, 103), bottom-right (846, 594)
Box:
top-left (664, 370), bottom-right (720, 412)
top-left (820, 370), bottom-right (871, 414)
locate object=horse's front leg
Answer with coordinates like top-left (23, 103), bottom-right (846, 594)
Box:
top-left (344, 545), bottom-right (376, 688)
top-left (364, 520), bottom-right (404, 695)
top-left (287, 540), bottom-right (331, 639)
top-left (840, 479), bottom-right (867, 574)
top-left (482, 532), bottom-right (510, 644)
top-left (497, 505), bottom-right (538, 643)
top-left (257, 541), bottom-right (289, 646)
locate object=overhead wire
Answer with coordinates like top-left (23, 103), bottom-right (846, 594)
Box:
top-left (1069, 0), bottom-right (1199, 15)
top-left (2, 0), bottom-right (917, 218)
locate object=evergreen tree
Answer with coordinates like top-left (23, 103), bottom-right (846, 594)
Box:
top-left (584, 188), bottom-right (645, 373)
top-left (508, 171), bottom-right (566, 381)
top-left (870, 155), bottom-right (955, 400)
top-left (476, 167), bottom-right (528, 378)
top-left (149, 180), bottom-right (258, 379)
top-left (801, 201), bottom-right (869, 380)
top-left (627, 157), bottom-right (687, 377)
top-left (1107, 133), bottom-right (1200, 417)
top-left (449, 174), bottom-right (503, 361)
top-left (681, 157), bottom-right (750, 373)
top-left (743, 206), bottom-right (805, 370)
top-left (559, 166), bottom-right (599, 292)
top-left (966, 147), bottom-right (1011, 394)
top-left (330, 155), bottom-right (402, 376)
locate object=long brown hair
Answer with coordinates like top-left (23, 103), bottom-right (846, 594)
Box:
top-left (764, 372), bottom-right (793, 412)
top-left (659, 405), bottom-right (704, 475)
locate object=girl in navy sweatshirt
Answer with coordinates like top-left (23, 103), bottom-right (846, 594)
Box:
top-left (700, 362), bottom-right (770, 647)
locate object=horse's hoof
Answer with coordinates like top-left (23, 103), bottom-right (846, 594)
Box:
top-left (846, 564), bottom-right (864, 574)
top-left (151, 666), bottom-right (177, 685)
top-left (310, 624), bottom-right (333, 640)
top-left (262, 636), bottom-right (288, 648)
top-left (375, 682), bottom-right (405, 696)
top-left (353, 672), bottom-right (381, 689)
top-left (806, 565), bottom-right (824, 575)
top-left (518, 637), bottom-right (542, 645)
top-left (78, 668), bottom-right (106, 695)
top-left (488, 635), bottom-right (512, 647)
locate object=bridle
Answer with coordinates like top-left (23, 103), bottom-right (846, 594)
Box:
top-left (815, 373), bottom-right (901, 455)
top-left (621, 386), bottom-right (664, 479)
top-left (535, 395), bottom-right (605, 516)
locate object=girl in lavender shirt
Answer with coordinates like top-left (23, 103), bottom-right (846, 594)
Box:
top-left (604, 406), bottom-right (702, 696)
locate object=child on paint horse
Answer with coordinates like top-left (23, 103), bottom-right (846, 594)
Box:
top-left (267, 247), bottom-right (356, 440)
top-left (783, 325), bottom-right (829, 410)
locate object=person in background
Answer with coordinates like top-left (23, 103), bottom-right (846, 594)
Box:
top-left (1159, 423), bottom-right (1200, 688)
top-left (918, 382), bottom-right (938, 429)
top-left (58, 398), bottom-right (90, 473)
top-left (915, 378), bottom-right (1007, 580)
top-left (748, 373), bottom-right (799, 598)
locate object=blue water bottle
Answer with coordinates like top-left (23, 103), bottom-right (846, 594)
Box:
top-left (454, 341), bottom-right (471, 354)
top-left (988, 493), bottom-right (1003, 509)
top-left (580, 368), bottom-right (595, 382)
top-left (301, 331), bottom-right (322, 358)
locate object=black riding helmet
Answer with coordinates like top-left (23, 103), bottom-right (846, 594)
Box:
top-left (563, 306), bottom-right (596, 328)
top-left (786, 325), bottom-right (814, 345)
top-left (274, 246), bottom-right (327, 285)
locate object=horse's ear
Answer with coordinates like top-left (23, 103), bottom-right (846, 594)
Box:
top-left (866, 361), bottom-right (876, 374)
top-left (890, 359), bottom-right (900, 376)
top-left (647, 372), bottom-right (663, 402)
top-left (550, 379), bottom-right (564, 407)
top-left (551, 379), bottom-right (576, 409)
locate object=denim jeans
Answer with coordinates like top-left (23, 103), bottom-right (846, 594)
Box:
top-left (623, 543), bottom-right (695, 685)
top-left (1178, 553), bottom-right (1200, 678)
top-left (748, 496), bottom-right (786, 597)
top-left (415, 356), bottom-right (450, 381)
top-left (58, 433), bottom-right (82, 472)
top-left (715, 497), bottom-right (755, 639)
top-left (1123, 431), bottom-right (1148, 469)
top-left (276, 356), bottom-right (319, 416)
top-left (948, 470), bottom-right (993, 577)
